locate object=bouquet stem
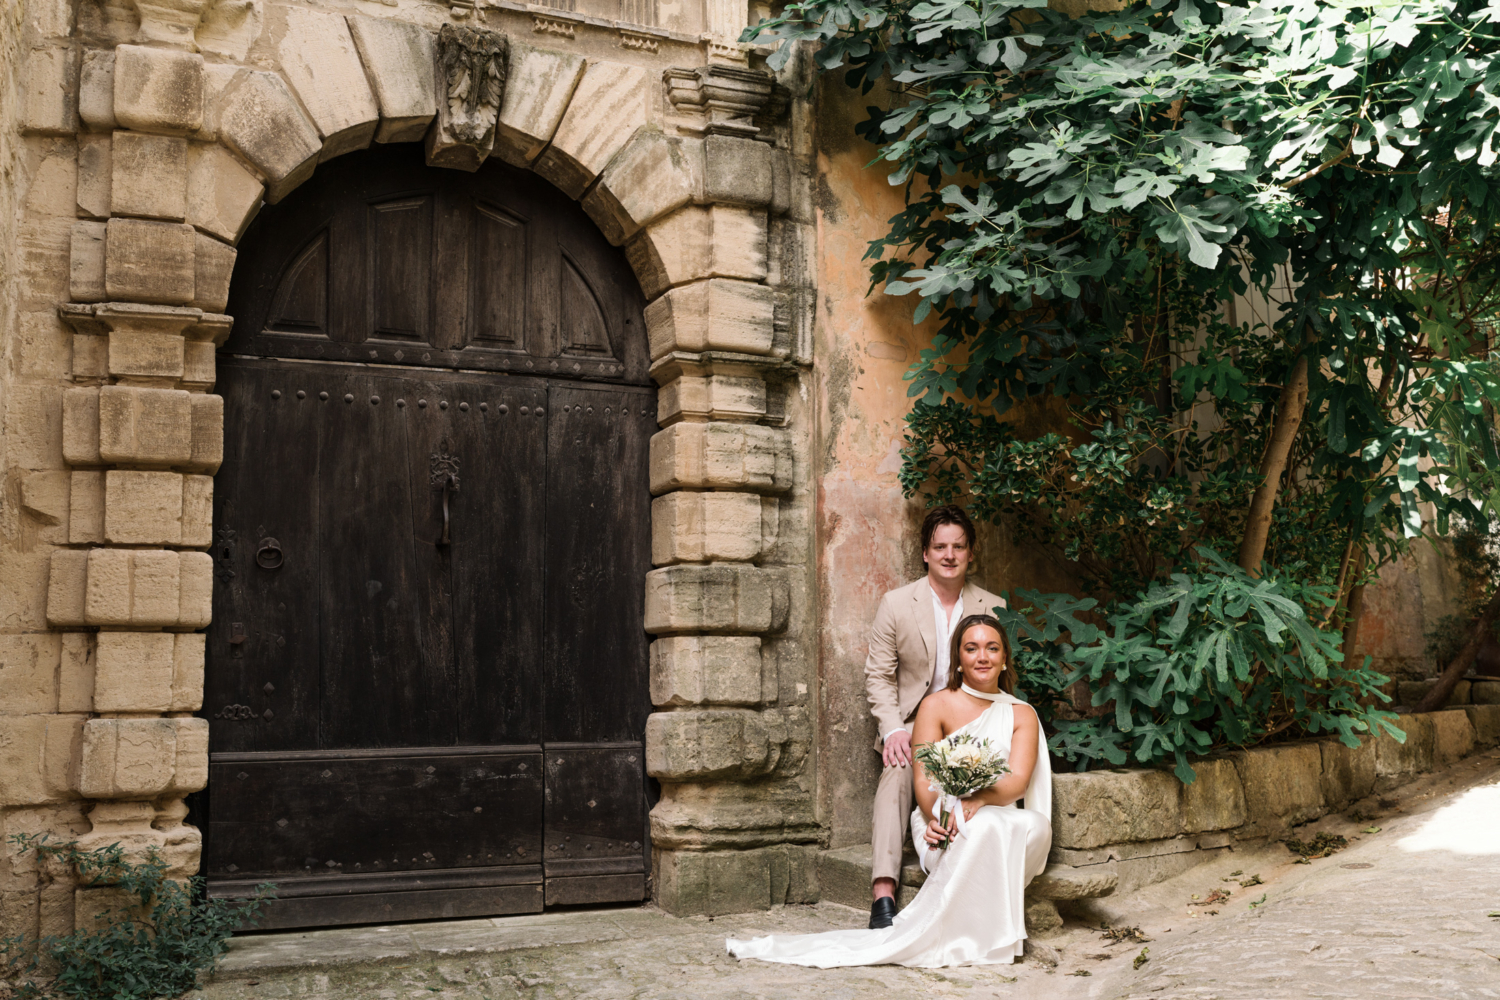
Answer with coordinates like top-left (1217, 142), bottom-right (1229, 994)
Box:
top-left (936, 799), bottom-right (953, 851)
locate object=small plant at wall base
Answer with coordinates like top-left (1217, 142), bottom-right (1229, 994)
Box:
top-left (0, 834), bottom-right (273, 1000)
top-left (748, 0), bottom-right (1500, 774)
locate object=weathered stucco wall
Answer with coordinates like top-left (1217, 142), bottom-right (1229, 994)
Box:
top-left (809, 80), bottom-right (1079, 851)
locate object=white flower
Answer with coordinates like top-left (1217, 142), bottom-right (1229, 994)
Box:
top-left (950, 744), bottom-right (986, 767)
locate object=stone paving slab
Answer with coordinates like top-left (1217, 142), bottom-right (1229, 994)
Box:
top-left (201, 751), bottom-right (1500, 1000)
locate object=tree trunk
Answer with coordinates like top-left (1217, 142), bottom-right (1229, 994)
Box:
top-left (1338, 548), bottom-right (1368, 647)
top-left (1413, 587), bottom-right (1500, 712)
top-left (1237, 351), bottom-right (1311, 575)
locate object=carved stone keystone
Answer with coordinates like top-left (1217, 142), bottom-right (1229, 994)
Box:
top-left (426, 23), bottom-right (508, 171)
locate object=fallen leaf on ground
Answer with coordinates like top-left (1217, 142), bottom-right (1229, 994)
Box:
top-left (1239, 874), bottom-right (1264, 887)
top-left (1068, 969), bottom-right (1092, 976)
top-left (1284, 833), bottom-right (1347, 859)
top-left (1134, 947), bottom-right (1150, 970)
top-left (1086, 953), bottom-right (1112, 960)
top-left (1363, 826), bottom-right (1382, 834)
top-left (1102, 925), bottom-right (1151, 944)
top-left (1249, 893), bottom-right (1268, 909)
top-left (1189, 889), bottom-right (1231, 906)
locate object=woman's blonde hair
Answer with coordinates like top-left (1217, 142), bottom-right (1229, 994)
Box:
top-left (946, 614), bottom-right (1014, 695)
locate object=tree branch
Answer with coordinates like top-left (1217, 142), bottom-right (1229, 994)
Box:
top-left (1237, 341), bottom-right (1312, 575)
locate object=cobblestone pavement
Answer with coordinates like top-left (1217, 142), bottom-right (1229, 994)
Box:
top-left (200, 752), bottom-right (1500, 1000)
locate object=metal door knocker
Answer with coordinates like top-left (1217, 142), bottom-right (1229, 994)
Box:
top-left (256, 537), bottom-right (284, 569)
top-left (430, 444), bottom-right (461, 546)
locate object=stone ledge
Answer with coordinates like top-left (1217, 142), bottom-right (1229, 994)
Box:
top-left (1043, 706), bottom-right (1498, 897)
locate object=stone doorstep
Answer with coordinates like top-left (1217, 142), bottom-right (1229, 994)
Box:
top-left (216, 907), bottom-right (702, 977)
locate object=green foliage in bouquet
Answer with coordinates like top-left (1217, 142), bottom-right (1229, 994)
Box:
top-left (0, 834), bottom-right (274, 1000)
top-left (994, 548), bottom-right (1402, 782)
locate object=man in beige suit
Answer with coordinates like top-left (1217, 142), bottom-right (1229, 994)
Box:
top-left (862, 504), bottom-right (1006, 928)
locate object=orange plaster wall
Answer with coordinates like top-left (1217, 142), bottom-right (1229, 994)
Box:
top-left (811, 79), bottom-right (930, 848)
top-left (810, 81), bottom-right (1082, 847)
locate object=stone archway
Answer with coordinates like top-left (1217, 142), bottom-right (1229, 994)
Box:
top-left (33, 1), bottom-right (818, 923)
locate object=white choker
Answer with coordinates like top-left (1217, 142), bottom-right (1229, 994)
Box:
top-left (960, 683), bottom-right (1004, 702)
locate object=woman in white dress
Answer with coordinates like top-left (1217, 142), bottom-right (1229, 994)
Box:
top-left (727, 614), bottom-right (1053, 968)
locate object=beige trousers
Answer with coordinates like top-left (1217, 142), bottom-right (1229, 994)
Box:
top-left (871, 722), bottom-right (915, 883)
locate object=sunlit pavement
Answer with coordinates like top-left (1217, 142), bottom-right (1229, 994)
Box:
top-left (199, 750), bottom-right (1500, 1000)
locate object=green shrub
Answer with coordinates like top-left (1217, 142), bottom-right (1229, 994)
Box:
top-left (0, 834), bottom-right (273, 1000)
top-left (999, 548), bottom-right (1404, 782)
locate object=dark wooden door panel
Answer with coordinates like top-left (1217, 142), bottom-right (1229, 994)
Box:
top-left (208, 361), bottom-right (323, 752)
top-left (543, 384), bottom-right (655, 744)
top-left (438, 380), bottom-right (549, 747)
top-left (205, 750), bottom-right (543, 880)
top-left (317, 370), bottom-right (453, 750)
top-left (209, 145), bottom-right (655, 927)
top-left (543, 745), bottom-right (648, 878)
top-left (225, 144), bottom-right (649, 385)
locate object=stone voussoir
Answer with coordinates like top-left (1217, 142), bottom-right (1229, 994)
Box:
top-left (186, 143), bottom-right (264, 244)
top-left (645, 279), bottom-right (776, 361)
top-left (533, 60), bottom-right (648, 199)
top-left (277, 7), bottom-right (380, 160)
top-left (491, 41), bottom-right (586, 167)
top-left (216, 69), bottom-right (323, 202)
top-left (347, 15), bottom-right (438, 144)
top-left (582, 130), bottom-right (705, 246)
top-left (627, 205), bottom-right (768, 300)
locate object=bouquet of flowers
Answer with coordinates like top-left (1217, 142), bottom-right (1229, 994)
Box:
top-left (913, 733), bottom-right (1010, 851)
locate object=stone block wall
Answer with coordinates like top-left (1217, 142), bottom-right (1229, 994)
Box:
top-left (1046, 708), bottom-right (1500, 897)
top-left (1, 0), bottom-right (821, 935)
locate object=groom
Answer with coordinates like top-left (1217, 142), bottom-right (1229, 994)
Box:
top-left (862, 504), bottom-right (1006, 928)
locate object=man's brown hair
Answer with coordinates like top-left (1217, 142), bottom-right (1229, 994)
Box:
top-left (921, 504), bottom-right (976, 553)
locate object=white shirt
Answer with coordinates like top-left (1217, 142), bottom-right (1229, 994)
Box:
top-left (930, 590), bottom-right (965, 695)
top-left (882, 589), bottom-right (964, 744)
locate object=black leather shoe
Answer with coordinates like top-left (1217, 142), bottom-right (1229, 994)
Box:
top-left (869, 896), bottom-right (898, 929)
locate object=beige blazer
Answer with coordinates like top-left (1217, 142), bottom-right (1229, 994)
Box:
top-left (863, 577), bottom-right (1008, 749)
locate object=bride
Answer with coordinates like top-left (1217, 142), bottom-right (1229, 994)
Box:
top-left (727, 614), bottom-right (1053, 968)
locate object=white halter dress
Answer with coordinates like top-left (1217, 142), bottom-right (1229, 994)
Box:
top-left (727, 688), bottom-right (1053, 968)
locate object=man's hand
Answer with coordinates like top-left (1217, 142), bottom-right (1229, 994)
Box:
top-left (882, 729), bottom-right (913, 768)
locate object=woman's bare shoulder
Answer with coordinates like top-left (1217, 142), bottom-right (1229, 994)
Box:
top-left (914, 690), bottom-right (960, 722)
top-left (1011, 700), bottom-right (1040, 730)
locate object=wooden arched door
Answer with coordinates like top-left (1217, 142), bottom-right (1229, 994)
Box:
top-left (199, 144), bottom-right (656, 929)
